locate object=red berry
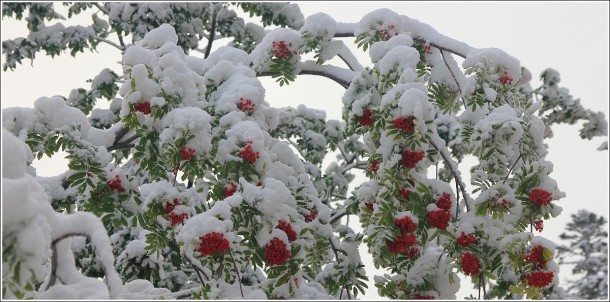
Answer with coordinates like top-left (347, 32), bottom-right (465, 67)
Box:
top-left (528, 189), bottom-right (552, 207)
top-left (272, 40), bottom-right (293, 60)
top-left (461, 251), bottom-right (481, 276)
top-left (276, 220), bottom-right (297, 242)
top-left (303, 207), bottom-right (318, 223)
top-left (386, 232), bottom-right (417, 255)
top-left (394, 216), bottom-right (418, 234)
top-left (399, 188), bottom-right (411, 200)
top-left (223, 181), bottom-right (238, 198)
top-left (107, 175), bottom-right (125, 193)
top-left (179, 146), bottom-right (195, 161)
top-left (533, 219), bottom-right (544, 232)
top-left (238, 97), bottom-right (256, 113)
top-left (196, 232), bottom-right (230, 257)
top-left (370, 160), bottom-right (380, 173)
top-left (436, 192), bottom-right (452, 211)
top-left (392, 116), bottom-right (415, 132)
top-left (427, 210), bottom-right (450, 229)
top-left (239, 141), bottom-right (260, 164)
top-left (265, 237), bottom-right (291, 265)
top-left (524, 271), bottom-right (554, 288)
top-left (525, 245), bottom-right (548, 269)
top-left (135, 101), bottom-right (151, 115)
top-left (456, 232), bottom-right (477, 247)
top-left (359, 108), bottom-right (374, 126)
top-left (400, 150), bottom-right (425, 169)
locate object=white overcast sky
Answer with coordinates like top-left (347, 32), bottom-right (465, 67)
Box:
top-left (1, 1), bottom-right (608, 299)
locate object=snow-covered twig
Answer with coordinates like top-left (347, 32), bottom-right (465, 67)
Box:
top-left (228, 250), bottom-right (244, 298)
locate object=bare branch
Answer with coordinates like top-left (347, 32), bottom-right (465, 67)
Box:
top-left (440, 50), bottom-right (467, 108)
top-left (92, 3), bottom-right (109, 15)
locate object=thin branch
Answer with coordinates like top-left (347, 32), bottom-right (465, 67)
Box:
top-left (440, 50), bottom-right (467, 108)
top-left (228, 251), bottom-right (244, 298)
top-left (429, 139), bottom-right (472, 211)
top-left (185, 253), bottom-right (210, 283)
top-left (330, 208), bottom-right (347, 224)
top-left (336, 42), bottom-right (364, 72)
top-left (172, 285), bottom-right (203, 299)
top-left (204, 9), bottom-right (217, 59)
top-left (503, 154), bottom-right (523, 183)
top-left (107, 134), bottom-right (138, 151)
top-left (94, 35), bottom-right (124, 51)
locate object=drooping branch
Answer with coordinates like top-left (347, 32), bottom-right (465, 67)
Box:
top-left (336, 41), bottom-right (364, 72)
top-left (257, 61), bottom-right (354, 89)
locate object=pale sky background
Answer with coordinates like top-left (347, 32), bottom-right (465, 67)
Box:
top-left (1, 1), bottom-right (608, 299)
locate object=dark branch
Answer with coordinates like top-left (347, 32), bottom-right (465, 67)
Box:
top-left (46, 232), bottom-right (88, 290)
top-left (204, 10), bottom-right (217, 59)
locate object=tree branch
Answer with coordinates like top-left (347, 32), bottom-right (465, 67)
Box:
top-left (228, 250), bottom-right (244, 298)
top-left (92, 3), bottom-right (109, 15)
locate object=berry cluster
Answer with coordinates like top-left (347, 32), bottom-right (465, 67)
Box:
top-left (436, 192), bottom-right (452, 211)
top-left (461, 251), bottom-right (481, 276)
top-left (369, 160), bottom-right (379, 174)
top-left (387, 232), bottom-right (418, 255)
top-left (525, 245), bottom-right (548, 269)
top-left (179, 146), bottom-right (195, 161)
top-left (359, 108), bottom-right (374, 126)
top-left (164, 199), bottom-right (188, 226)
top-left (496, 198), bottom-right (513, 208)
top-left (533, 219), bottom-right (544, 232)
top-left (377, 24), bottom-right (398, 41)
top-left (394, 216), bottom-right (418, 234)
top-left (223, 181), bottom-right (238, 198)
top-left (524, 271), bottom-right (554, 288)
top-left (399, 188), bottom-right (411, 200)
top-left (303, 207), bottom-right (318, 223)
top-left (456, 232), bottom-right (477, 247)
top-left (387, 214), bottom-right (419, 255)
top-left (272, 41), bottom-right (297, 60)
top-left (499, 70), bottom-right (513, 85)
top-left (238, 97), bottom-right (256, 113)
top-left (424, 44), bottom-right (432, 55)
top-left (239, 141), bottom-right (260, 164)
top-left (427, 209), bottom-right (450, 230)
top-left (528, 188), bottom-right (552, 207)
top-left (276, 220), bottom-right (297, 242)
top-left (400, 150), bottom-right (425, 169)
top-left (265, 237), bottom-right (291, 265)
top-left (135, 101), bottom-right (151, 115)
top-left (196, 232), bottom-right (230, 257)
top-left (392, 116), bottom-right (415, 132)
top-left (107, 175), bottom-right (125, 193)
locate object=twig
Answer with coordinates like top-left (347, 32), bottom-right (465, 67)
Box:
top-left (257, 69), bottom-right (350, 89)
top-left (94, 35), bottom-right (125, 51)
top-left (503, 154), bottom-right (523, 183)
top-left (440, 50), bottom-right (467, 109)
top-left (228, 251), bottom-right (244, 298)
